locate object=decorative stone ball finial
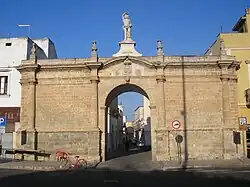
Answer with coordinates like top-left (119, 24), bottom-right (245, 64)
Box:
top-left (30, 42), bottom-right (37, 60)
top-left (219, 39), bottom-right (227, 56)
top-left (157, 40), bottom-right (164, 56)
top-left (91, 41), bottom-right (98, 57)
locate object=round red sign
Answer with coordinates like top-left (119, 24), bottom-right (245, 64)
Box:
top-left (172, 120), bottom-right (181, 130)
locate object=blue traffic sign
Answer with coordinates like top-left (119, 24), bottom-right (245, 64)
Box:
top-left (0, 116), bottom-right (6, 126)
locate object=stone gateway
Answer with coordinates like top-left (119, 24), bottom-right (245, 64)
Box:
top-left (16, 13), bottom-right (244, 162)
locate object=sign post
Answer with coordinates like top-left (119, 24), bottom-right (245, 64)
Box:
top-left (239, 117), bottom-right (247, 131)
top-left (238, 117), bottom-right (248, 158)
top-left (172, 120), bottom-right (181, 130)
top-left (0, 116), bottom-right (6, 127)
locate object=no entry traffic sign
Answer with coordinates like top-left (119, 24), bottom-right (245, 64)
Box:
top-left (172, 120), bottom-right (181, 130)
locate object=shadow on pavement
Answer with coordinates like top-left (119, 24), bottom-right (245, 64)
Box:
top-left (0, 168), bottom-right (249, 187)
top-left (0, 158), bottom-right (21, 164)
top-left (107, 146), bottom-right (151, 160)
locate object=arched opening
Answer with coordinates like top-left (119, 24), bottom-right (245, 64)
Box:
top-left (104, 83), bottom-right (152, 160)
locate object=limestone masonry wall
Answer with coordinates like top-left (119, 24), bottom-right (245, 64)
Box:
top-left (15, 55), bottom-right (244, 162)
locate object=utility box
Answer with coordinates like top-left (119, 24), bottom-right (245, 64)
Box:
top-left (233, 131), bottom-right (241, 145)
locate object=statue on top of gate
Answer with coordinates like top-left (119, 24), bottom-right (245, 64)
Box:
top-left (122, 12), bottom-right (132, 41)
top-left (113, 12), bottom-right (142, 57)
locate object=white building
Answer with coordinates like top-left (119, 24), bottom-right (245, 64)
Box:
top-left (143, 96), bottom-right (151, 146)
top-left (107, 98), bottom-right (119, 152)
top-left (123, 115), bottom-right (127, 124)
top-left (133, 106), bottom-right (144, 142)
top-left (133, 96), bottom-right (151, 146)
top-left (106, 101), bottom-right (126, 154)
top-left (118, 103), bottom-right (126, 125)
top-left (0, 37), bottom-right (57, 132)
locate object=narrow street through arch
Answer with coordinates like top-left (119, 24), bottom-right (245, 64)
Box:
top-left (104, 84), bottom-right (152, 160)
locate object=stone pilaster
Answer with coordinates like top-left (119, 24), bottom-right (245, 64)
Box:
top-left (86, 60), bottom-right (102, 161)
top-left (27, 80), bottom-right (37, 131)
top-left (220, 65), bottom-right (230, 159)
top-left (90, 77), bottom-right (99, 129)
top-left (19, 71), bottom-right (39, 153)
top-left (86, 61), bottom-right (102, 129)
top-left (149, 104), bottom-right (157, 161)
top-left (221, 76), bottom-right (230, 123)
top-left (99, 106), bottom-right (106, 161)
top-left (16, 43), bottom-right (40, 154)
top-left (218, 59), bottom-right (242, 160)
top-left (156, 75), bottom-right (166, 128)
top-left (154, 73), bottom-right (169, 161)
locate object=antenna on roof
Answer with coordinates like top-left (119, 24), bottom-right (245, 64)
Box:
top-left (17, 24), bottom-right (32, 38)
top-left (220, 26), bottom-right (223, 33)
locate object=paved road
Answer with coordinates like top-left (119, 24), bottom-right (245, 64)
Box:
top-left (0, 167), bottom-right (250, 186)
top-left (97, 150), bottom-right (153, 170)
top-left (0, 151), bottom-right (250, 186)
top-left (0, 169), bottom-right (33, 179)
top-left (168, 168), bottom-right (250, 181)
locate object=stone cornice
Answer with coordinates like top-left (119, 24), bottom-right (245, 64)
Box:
top-left (27, 55), bottom-right (236, 65)
top-left (245, 60), bottom-right (250, 64)
top-left (156, 75), bottom-right (166, 82)
top-left (16, 55), bottom-right (237, 72)
top-left (21, 128), bottom-right (101, 133)
top-left (220, 74), bottom-right (238, 81)
top-left (164, 62), bottom-right (219, 69)
top-left (101, 56), bottom-right (155, 69)
top-left (20, 78), bottom-right (38, 85)
top-left (217, 60), bottom-right (239, 69)
top-left (98, 75), bottom-right (223, 80)
top-left (15, 64), bottom-right (40, 73)
top-left (39, 64), bottom-right (89, 71)
top-left (90, 76), bottom-right (100, 83)
top-left (86, 62), bottom-right (103, 70)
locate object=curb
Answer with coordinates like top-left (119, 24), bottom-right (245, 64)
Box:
top-left (162, 164), bottom-right (250, 170)
top-left (0, 161), bottom-right (99, 171)
top-left (0, 165), bottom-right (56, 171)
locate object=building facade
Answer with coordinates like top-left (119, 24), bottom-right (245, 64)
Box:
top-left (0, 37), bottom-right (57, 132)
top-left (206, 8), bottom-right (250, 121)
top-left (106, 98), bottom-right (124, 153)
top-left (133, 106), bottom-right (144, 143)
top-left (143, 96), bottom-right (151, 146)
top-left (133, 96), bottom-right (151, 146)
top-left (15, 12), bottom-right (243, 162)
top-left (205, 8), bottom-right (250, 155)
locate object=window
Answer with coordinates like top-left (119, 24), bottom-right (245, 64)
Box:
top-left (0, 76), bottom-right (8, 95)
top-left (21, 130), bottom-right (27, 145)
top-left (245, 88), bottom-right (250, 106)
top-left (5, 43), bottom-right (12, 46)
top-left (7, 112), bottom-right (14, 120)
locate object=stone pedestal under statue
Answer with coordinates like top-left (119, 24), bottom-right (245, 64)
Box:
top-left (113, 12), bottom-right (142, 57)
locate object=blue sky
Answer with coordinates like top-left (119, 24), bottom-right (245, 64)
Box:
top-left (1, 0), bottom-right (248, 120)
